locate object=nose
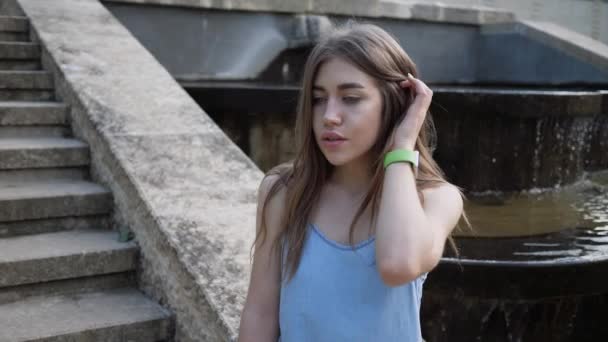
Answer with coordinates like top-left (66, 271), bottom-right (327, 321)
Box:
top-left (322, 98), bottom-right (342, 127)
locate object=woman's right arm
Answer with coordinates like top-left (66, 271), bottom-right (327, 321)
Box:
top-left (238, 175), bottom-right (285, 342)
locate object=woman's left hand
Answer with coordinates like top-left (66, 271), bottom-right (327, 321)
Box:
top-left (392, 73), bottom-right (433, 150)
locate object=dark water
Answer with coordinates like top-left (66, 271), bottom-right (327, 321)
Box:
top-left (450, 170), bottom-right (608, 264)
top-left (421, 170), bottom-right (608, 342)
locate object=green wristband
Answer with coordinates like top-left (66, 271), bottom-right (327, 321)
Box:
top-left (384, 149), bottom-right (419, 171)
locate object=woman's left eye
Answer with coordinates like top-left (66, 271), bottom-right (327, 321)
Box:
top-left (343, 96), bottom-right (360, 104)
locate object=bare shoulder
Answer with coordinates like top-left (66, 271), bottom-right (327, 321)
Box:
top-left (421, 183), bottom-right (463, 234)
top-left (258, 174), bottom-right (286, 202)
top-left (256, 173), bottom-right (288, 238)
top-left (258, 174), bottom-right (287, 215)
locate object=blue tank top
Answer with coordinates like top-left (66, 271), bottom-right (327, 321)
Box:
top-left (278, 223), bottom-right (427, 342)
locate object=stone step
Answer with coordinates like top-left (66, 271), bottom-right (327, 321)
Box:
top-left (0, 31), bottom-right (29, 42)
top-left (0, 288), bottom-right (172, 341)
top-left (0, 272), bottom-right (134, 305)
top-left (0, 4), bottom-right (24, 17)
top-left (0, 89), bottom-right (53, 101)
top-left (0, 167), bottom-right (88, 189)
top-left (0, 125), bottom-right (70, 137)
top-left (0, 70), bottom-right (51, 89)
top-left (0, 215), bottom-right (106, 238)
top-left (0, 60), bottom-right (40, 70)
top-left (0, 229), bottom-right (137, 288)
top-left (0, 42), bottom-right (38, 59)
top-left (0, 180), bottom-right (112, 222)
top-left (0, 16), bottom-right (28, 33)
top-left (0, 100), bottom-right (68, 137)
top-left (0, 137), bottom-right (89, 169)
top-left (0, 101), bottom-right (68, 125)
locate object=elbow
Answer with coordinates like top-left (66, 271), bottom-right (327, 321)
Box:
top-left (378, 259), bottom-right (421, 287)
top-left (378, 249), bottom-right (443, 287)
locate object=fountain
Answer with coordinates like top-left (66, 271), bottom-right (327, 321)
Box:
top-left (188, 75), bottom-right (608, 342)
top-left (104, 3), bottom-right (608, 340)
top-left (422, 89), bottom-right (608, 342)
top-left (188, 83), bottom-right (608, 342)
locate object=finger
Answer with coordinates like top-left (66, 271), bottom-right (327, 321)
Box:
top-left (406, 73), bottom-right (423, 91)
top-left (407, 73), bottom-right (432, 96)
top-left (399, 80), bottom-right (412, 88)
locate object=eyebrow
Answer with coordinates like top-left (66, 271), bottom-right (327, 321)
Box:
top-left (313, 82), bottom-right (365, 91)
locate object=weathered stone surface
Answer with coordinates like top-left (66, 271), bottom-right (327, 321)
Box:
top-left (0, 137), bottom-right (89, 169)
top-left (0, 125), bottom-right (70, 137)
top-left (104, 0), bottom-right (516, 24)
top-left (0, 229), bottom-right (137, 287)
top-left (0, 70), bottom-right (51, 88)
top-left (0, 288), bottom-right (172, 341)
top-left (0, 179), bottom-right (112, 221)
top-left (0, 89), bottom-right (53, 100)
top-left (377, 0), bottom-right (412, 19)
top-left (0, 31), bottom-right (29, 42)
top-left (0, 214), bottom-right (108, 238)
top-left (0, 167), bottom-right (88, 185)
top-left (0, 42), bottom-right (39, 59)
top-left (0, 272), bottom-right (133, 305)
top-left (0, 2), bottom-right (25, 16)
top-left (0, 8), bottom-right (173, 339)
top-left (0, 16), bottom-right (28, 32)
top-left (105, 0), bottom-right (311, 14)
top-left (411, 2), bottom-right (514, 25)
top-left (18, 0), bottom-right (261, 340)
top-left (0, 60), bottom-right (40, 70)
top-left (0, 101), bottom-right (67, 125)
top-left (313, 0), bottom-right (378, 17)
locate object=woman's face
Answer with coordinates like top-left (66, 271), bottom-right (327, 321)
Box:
top-left (312, 57), bottom-right (383, 167)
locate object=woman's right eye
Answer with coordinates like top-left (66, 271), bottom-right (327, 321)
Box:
top-left (343, 96), bottom-right (361, 104)
top-left (312, 97), bottom-right (326, 105)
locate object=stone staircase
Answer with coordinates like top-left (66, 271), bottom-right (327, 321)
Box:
top-left (0, 14), bottom-right (173, 342)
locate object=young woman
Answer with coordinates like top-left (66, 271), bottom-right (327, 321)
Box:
top-left (239, 23), bottom-right (466, 341)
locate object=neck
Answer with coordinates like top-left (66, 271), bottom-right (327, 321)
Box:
top-left (327, 153), bottom-right (374, 197)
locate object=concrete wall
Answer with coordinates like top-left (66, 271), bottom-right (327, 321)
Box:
top-left (478, 30), bottom-right (608, 84)
top-left (425, 0), bottom-right (608, 45)
top-left (102, 5), bottom-right (294, 81)
top-left (106, 4), bottom-right (482, 83)
top-left (105, 3), bottom-right (608, 85)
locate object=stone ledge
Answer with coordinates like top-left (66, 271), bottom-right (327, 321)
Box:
top-left (17, 0), bottom-right (261, 340)
top-left (103, 0), bottom-right (516, 25)
top-left (408, 2), bottom-right (514, 25)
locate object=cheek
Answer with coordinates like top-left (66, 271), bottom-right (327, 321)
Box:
top-left (312, 110), bottom-right (322, 137)
top-left (312, 112), bottom-right (327, 147)
top-left (355, 102), bottom-right (383, 146)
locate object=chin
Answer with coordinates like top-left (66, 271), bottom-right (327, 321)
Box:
top-left (322, 151), bottom-right (355, 166)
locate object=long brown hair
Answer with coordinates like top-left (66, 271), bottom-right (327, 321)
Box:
top-left (253, 23), bottom-right (471, 283)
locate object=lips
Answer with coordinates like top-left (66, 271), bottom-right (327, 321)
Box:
top-left (321, 131), bottom-right (346, 142)
top-left (320, 131), bottom-right (347, 149)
